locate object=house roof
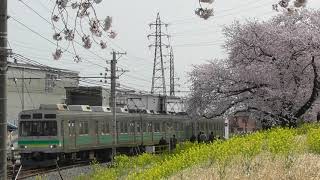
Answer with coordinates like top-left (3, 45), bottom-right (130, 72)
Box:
top-left (8, 62), bottom-right (79, 75)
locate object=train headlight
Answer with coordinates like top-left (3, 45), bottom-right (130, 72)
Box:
top-left (19, 145), bottom-right (27, 149)
top-left (49, 144), bottom-right (57, 149)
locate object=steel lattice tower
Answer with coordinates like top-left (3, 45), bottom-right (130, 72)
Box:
top-left (148, 13), bottom-right (169, 95)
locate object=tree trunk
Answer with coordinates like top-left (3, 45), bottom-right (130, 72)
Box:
top-left (294, 56), bottom-right (320, 120)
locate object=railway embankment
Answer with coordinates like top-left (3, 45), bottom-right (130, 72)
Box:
top-left (77, 123), bottom-right (320, 180)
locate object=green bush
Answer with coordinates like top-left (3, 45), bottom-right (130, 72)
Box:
top-left (307, 128), bottom-right (320, 153)
top-left (80, 123), bottom-right (320, 180)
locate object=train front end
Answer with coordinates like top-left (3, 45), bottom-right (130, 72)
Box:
top-left (18, 109), bottom-right (62, 167)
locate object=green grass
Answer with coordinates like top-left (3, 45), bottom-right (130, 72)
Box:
top-left (77, 123), bottom-right (320, 180)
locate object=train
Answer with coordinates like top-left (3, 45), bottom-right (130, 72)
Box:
top-left (17, 104), bottom-right (225, 166)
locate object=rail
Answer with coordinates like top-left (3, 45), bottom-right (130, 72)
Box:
top-left (8, 161), bottom-right (90, 180)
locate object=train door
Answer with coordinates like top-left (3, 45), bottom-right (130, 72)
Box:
top-left (95, 120), bottom-right (100, 146)
top-left (129, 121), bottom-right (135, 144)
top-left (65, 120), bottom-right (76, 149)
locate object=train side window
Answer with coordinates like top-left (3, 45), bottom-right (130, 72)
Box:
top-left (124, 122), bottom-right (128, 133)
top-left (179, 123), bottom-right (183, 131)
top-left (148, 122), bottom-right (152, 132)
top-left (44, 114), bottom-right (56, 119)
top-left (95, 121), bottom-right (99, 135)
top-left (120, 122), bottom-right (128, 133)
top-left (200, 123), bottom-right (204, 131)
top-left (130, 122), bottom-right (135, 133)
top-left (162, 122), bottom-right (166, 132)
top-left (136, 122), bottom-right (141, 133)
top-left (33, 113), bottom-right (42, 119)
top-left (143, 123), bottom-right (147, 132)
top-left (154, 123), bottom-right (160, 132)
top-left (79, 121), bottom-right (89, 135)
top-left (102, 122), bottom-right (110, 134)
top-left (120, 122), bottom-right (123, 133)
top-left (174, 122), bottom-right (178, 131)
top-left (20, 114), bottom-right (31, 119)
top-left (68, 121), bottom-right (75, 136)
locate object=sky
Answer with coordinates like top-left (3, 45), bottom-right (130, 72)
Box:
top-left (7, 0), bottom-right (320, 95)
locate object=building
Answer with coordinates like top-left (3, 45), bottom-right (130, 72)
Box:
top-left (7, 62), bottom-right (79, 124)
top-left (65, 86), bottom-right (109, 106)
top-left (65, 86), bottom-right (186, 113)
top-left (122, 92), bottom-right (185, 113)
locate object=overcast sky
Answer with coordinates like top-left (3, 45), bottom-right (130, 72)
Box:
top-left (7, 0), bottom-right (320, 95)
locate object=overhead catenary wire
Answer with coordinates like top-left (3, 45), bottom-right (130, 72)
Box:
top-left (12, 49), bottom-right (153, 89)
top-left (9, 54), bottom-right (152, 94)
top-left (14, 0), bottom-right (177, 89)
top-left (17, 0), bottom-right (134, 66)
top-left (10, 16), bottom-right (107, 69)
top-left (169, 0), bottom-right (275, 25)
top-left (11, 2), bottom-right (154, 77)
top-left (17, 0), bottom-right (112, 61)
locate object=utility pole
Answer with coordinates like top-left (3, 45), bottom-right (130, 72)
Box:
top-left (109, 51), bottom-right (127, 164)
top-left (148, 13), bottom-right (169, 95)
top-left (21, 68), bottom-right (24, 111)
top-left (0, 0), bottom-right (8, 178)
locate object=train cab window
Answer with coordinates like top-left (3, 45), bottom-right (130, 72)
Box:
top-left (20, 114), bottom-right (31, 119)
top-left (147, 122), bottom-right (152, 132)
top-left (20, 121), bottom-right (57, 136)
top-left (44, 114), bottom-right (56, 119)
top-left (102, 122), bottom-right (110, 134)
top-left (154, 123), bottom-right (160, 132)
top-left (79, 121), bottom-right (89, 135)
top-left (33, 113), bottom-right (42, 119)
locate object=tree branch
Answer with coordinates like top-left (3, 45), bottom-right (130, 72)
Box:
top-left (294, 56), bottom-right (320, 118)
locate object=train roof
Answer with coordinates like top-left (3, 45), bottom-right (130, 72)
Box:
top-left (18, 109), bottom-right (190, 120)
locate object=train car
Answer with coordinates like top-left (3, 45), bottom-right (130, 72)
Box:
top-left (17, 104), bottom-right (225, 166)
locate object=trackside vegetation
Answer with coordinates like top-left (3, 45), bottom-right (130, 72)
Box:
top-left (77, 123), bottom-right (320, 180)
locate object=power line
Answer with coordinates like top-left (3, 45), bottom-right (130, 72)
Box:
top-left (9, 6), bottom-right (148, 74)
top-left (14, 1), bottom-right (162, 86)
top-left (10, 16), bottom-right (106, 69)
top-left (14, 1), bottom-right (111, 64)
top-left (169, 0), bottom-right (274, 25)
top-left (10, 53), bottom-right (151, 94)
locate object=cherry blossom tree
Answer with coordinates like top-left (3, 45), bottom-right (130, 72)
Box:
top-left (51, 0), bottom-right (116, 61)
top-left (273, 0), bottom-right (307, 13)
top-left (188, 10), bottom-right (320, 127)
top-left (195, 0), bottom-right (214, 20)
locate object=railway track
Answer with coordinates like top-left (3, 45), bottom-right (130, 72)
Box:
top-left (8, 161), bottom-right (91, 180)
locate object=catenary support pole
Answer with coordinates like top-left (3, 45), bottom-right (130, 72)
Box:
top-left (109, 51), bottom-right (127, 163)
top-left (0, 0), bottom-right (8, 179)
top-left (21, 68), bottom-right (24, 111)
top-left (110, 51), bottom-right (117, 164)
